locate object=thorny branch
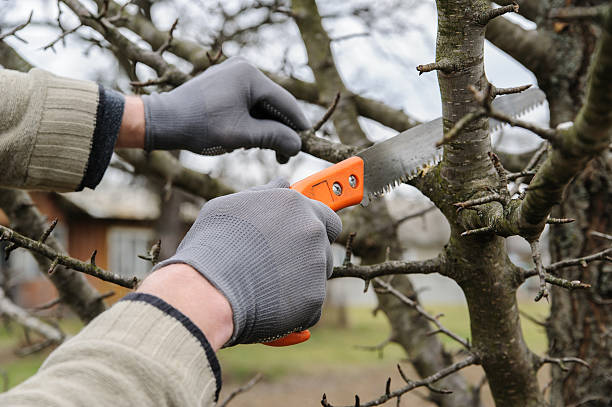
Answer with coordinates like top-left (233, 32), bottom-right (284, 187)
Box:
top-left (331, 257), bottom-right (443, 280)
top-left (0, 224), bottom-right (139, 289)
top-left (321, 354), bottom-right (479, 407)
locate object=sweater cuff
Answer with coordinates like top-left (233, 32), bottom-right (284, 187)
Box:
top-left (76, 293), bottom-right (222, 403)
top-left (26, 69), bottom-right (99, 191)
top-left (77, 85), bottom-right (124, 190)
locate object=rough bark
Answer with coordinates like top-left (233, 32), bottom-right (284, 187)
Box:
top-left (486, 1), bottom-right (612, 404)
top-left (429, 1), bottom-right (543, 405)
top-left (547, 154), bottom-right (612, 407)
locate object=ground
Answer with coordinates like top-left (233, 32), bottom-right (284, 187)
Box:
top-left (0, 303), bottom-right (549, 406)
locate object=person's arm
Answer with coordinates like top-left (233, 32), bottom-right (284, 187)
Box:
top-left (0, 56), bottom-right (308, 192)
top-left (0, 181), bottom-right (341, 406)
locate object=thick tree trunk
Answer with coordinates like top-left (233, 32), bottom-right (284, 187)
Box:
top-left (431, 1), bottom-right (543, 405)
top-left (547, 154), bottom-right (612, 407)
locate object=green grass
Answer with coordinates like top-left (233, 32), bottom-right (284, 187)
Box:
top-left (218, 301), bottom-right (550, 381)
top-left (0, 303), bottom-right (549, 388)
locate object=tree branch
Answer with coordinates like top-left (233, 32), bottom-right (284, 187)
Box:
top-left (321, 354), bottom-right (479, 407)
top-left (0, 189), bottom-right (107, 322)
top-left (0, 287), bottom-right (64, 343)
top-left (331, 256), bottom-right (442, 280)
top-left (485, 15), bottom-right (553, 75)
top-left (0, 224), bottom-right (139, 289)
top-left (115, 150), bottom-right (235, 200)
top-left (374, 277), bottom-right (470, 349)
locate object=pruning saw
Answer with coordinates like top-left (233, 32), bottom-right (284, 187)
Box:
top-left (263, 87), bottom-right (547, 347)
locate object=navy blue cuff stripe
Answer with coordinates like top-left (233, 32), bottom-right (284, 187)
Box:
top-left (77, 85), bottom-right (124, 191)
top-left (120, 292), bottom-right (222, 401)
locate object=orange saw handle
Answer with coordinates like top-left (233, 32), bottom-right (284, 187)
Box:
top-left (262, 156), bottom-right (364, 347)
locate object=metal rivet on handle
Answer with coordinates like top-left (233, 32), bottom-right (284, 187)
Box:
top-left (332, 182), bottom-right (342, 196)
top-left (348, 175), bottom-right (357, 188)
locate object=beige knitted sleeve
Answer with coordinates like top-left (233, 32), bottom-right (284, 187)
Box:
top-left (0, 293), bottom-right (221, 406)
top-left (0, 68), bottom-right (98, 191)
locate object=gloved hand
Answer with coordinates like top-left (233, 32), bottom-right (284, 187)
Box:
top-left (141, 57), bottom-right (309, 163)
top-left (152, 179), bottom-right (342, 346)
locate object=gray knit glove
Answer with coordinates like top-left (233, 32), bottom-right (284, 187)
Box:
top-left (152, 179), bottom-right (342, 346)
top-left (141, 57), bottom-right (309, 163)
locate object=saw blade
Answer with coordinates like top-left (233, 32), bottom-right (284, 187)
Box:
top-left (357, 87), bottom-right (547, 205)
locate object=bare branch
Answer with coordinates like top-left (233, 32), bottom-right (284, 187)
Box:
top-left (416, 59), bottom-right (456, 75)
top-left (0, 11), bottom-right (33, 42)
top-left (530, 240), bottom-right (549, 302)
top-left (536, 356), bottom-right (590, 372)
top-left (331, 257), bottom-right (442, 280)
top-left (218, 373), bottom-right (263, 407)
top-left (493, 84), bottom-right (532, 96)
top-left (478, 3), bottom-right (519, 25)
top-left (0, 287), bottom-right (64, 343)
top-left (545, 248), bottom-right (612, 272)
top-left (437, 109), bottom-right (486, 147)
top-left (312, 92), bottom-right (340, 132)
top-left (0, 225), bottom-right (138, 289)
top-left (590, 231), bottom-right (612, 241)
top-left (374, 277), bottom-right (470, 349)
top-left (115, 150), bottom-right (235, 200)
top-left (393, 205), bottom-right (437, 227)
top-left (321, 354), bottom-right (479, 407)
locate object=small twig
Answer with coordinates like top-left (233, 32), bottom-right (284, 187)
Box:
top-left (0, 11), bottom-right (33, 42)
top-left (331, 32), bottom-right (370, 42)
top-left (0, 225), bottom-right (139, 289)
top-left (546, 218), bottom-right (575, 224)
top-left (206, 49), bottom-right (223, 65)
top-left (30, 297), bottom-right (62, 312)
top-left (130, 73), bottom-right (172, 88)
top-left (537, 356), bottom-right (590, 372)
top-left (138, 240), bottom-right (161, 265)
top-left (493, 84), bottom-right (532, 96)
top-left (374, 277), bottom-right (470, 349)
top-left (355, 335), bottom-right (393, 359)
top-left (454, 193), bottom-right (504, 210)
top-left (590, 231), bottom-right (612, 241)
top-left (416, 58), bottom-right (456, 75)
top-left (546, 248), bottom-right (612, 272)
top-left (461, 225), bottom-right (496, 237)
top-left (322, 355), bottom-right (479, 407)
top-left (478, 3), bottom-right (519, 25)
top-left (530, 240), bottom-right (549, 302)
top-left (157, 18), bottom-right (178, 55)
top-left (488, 109), bottom-right (557, 141)
top-left (488, 152), bottom-right (510, 203)
top-left (509, 142), bottom-right (548, 196)
top-left (343, 232), bottom-right (357, 267)
top-left (218, 373), bottom-right (263, 407)
top-left (39, 219), bottom-right (58, 244)
top-left (507, 170), bottom-right (537, 181)
top-left (313, 92), bottom-right (341, 132)
top-left (437, 109), bottom-right (486, 147)
top-left (393, 205), bottom-right (437, 227)
top-left (41, 25), bottom-right (81, 51)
